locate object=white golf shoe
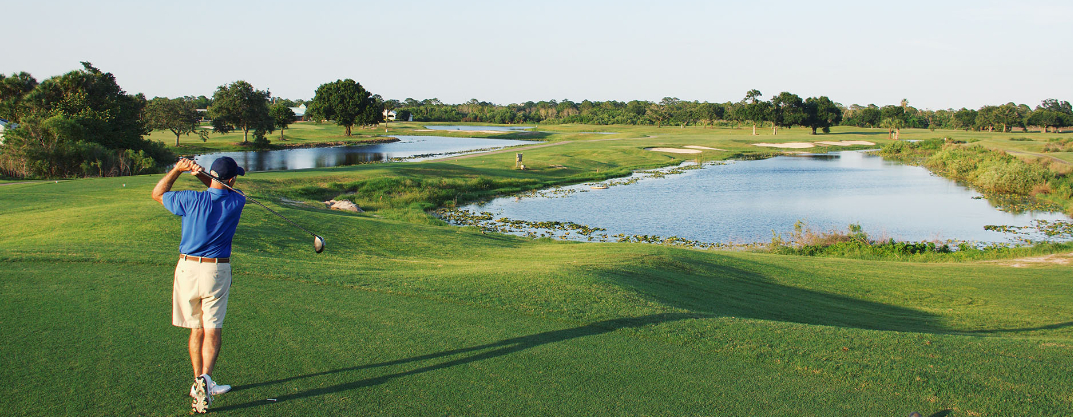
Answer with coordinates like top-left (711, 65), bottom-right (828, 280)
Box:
top-left (190, 376), bottom-right (211, 413)
top-left (200, 373), bottom-right (232, 396)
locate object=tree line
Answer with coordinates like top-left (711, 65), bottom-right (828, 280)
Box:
top-left (390, 93), bottom-right (1072, 138)
top-left (2, 62), bottom-right (1069, 179)
top-left (0, 64), bottom-right (384, 179)
top-left (389, 92), bottom-right (843, 135)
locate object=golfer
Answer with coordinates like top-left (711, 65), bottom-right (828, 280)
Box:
top-left (151, 156), bottom-right (245, 413)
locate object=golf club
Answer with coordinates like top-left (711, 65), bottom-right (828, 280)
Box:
top-left (190, 168), bottom-right (326, 253)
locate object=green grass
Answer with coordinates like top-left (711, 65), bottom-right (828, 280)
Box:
top-left (3, 125), bottom-right (1073, 416)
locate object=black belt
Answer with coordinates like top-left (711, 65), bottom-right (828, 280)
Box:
top-left (179, 254), bottom-right (230, 263)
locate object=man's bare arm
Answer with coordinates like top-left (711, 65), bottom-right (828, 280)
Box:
top-left (191, 171), bottom-right (213, 188)
top-left (152, 158), bottom-right (204, 204)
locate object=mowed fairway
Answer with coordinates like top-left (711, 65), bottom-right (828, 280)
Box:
top-left (3, 126), bottom-right (1073, 416)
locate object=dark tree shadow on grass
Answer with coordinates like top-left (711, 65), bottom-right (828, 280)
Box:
top-left (963, 321), bottom-right (1073, 335)
top-left (592, 256), bottom-right (946, 334)
top-left (212, 313), bottom-right (696, 412)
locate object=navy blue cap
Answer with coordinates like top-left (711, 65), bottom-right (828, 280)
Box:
top-left (210, 156), bottom-right (245, 180)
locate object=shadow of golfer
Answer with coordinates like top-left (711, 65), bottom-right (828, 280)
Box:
top-left (214, 313), bottom-right (697, 411)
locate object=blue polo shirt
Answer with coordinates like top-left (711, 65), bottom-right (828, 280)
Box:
top-left (163, 188), bottom-right (246, 258)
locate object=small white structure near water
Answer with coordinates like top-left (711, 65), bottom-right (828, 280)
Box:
top-left (289, 104), bottom-right (307, 121)
top-left (0, 118), bottom-right (10, 145)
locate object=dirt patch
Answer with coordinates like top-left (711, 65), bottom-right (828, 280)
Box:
top-left (683, 145), bottom-right (726, 151)
top-left (986, 252), bottom-right (1073, 267)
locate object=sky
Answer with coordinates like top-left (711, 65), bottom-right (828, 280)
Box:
top-left (2, 0), bottom-right (1071, 110)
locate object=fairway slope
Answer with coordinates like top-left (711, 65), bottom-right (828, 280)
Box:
top-left (3, 141), bottom-right (1073, 414)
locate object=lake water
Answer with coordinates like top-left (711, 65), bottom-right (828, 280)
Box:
top-left (193, 135), bottom-right (535, 172)
top-left (460, 151), bottom-right (1070, 244)
top-left (424, 125), bottom-right (533, 132)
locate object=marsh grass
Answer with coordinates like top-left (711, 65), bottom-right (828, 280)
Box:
top-left (880, 139), bottom-right (1073, 213)
top-left (769, 220), bottom-right (1073, 261)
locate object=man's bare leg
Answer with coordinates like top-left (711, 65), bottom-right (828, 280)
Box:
top-left (189, 328), bottom-right (204, 377)
top-left (200, 328), bottom-right (222, 376)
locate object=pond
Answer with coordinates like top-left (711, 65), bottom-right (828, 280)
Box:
top-left (192, 135), bottom-right (535, 172)
top-left (424, 125), bottom-right (533, 132)
top-left (455, 151), bottom-right (1071, 245)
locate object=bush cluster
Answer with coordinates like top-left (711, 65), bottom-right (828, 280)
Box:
top-left (879, 139), bottom-right (1073, 210)
top-left (0, 63), bottom-right (174, 178)
top-left (1043, 138), bottom-right (1073, 153)
top-left (769, 221), bottom-right (1073, 261)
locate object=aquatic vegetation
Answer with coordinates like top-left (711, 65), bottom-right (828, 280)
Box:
top-left (984, 219), bottom-right (1073, 241)
top-left (434, 207), bottom-right (767, 251)
top-left (769, 220), bottom-right (1073, 261)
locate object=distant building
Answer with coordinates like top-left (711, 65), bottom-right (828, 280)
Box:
top-left (290, 104), bottom-right (307, 121)
top-left (0, 118), bottom-right (10, 145)
top-left (383, 109), bottom-right (397, 122)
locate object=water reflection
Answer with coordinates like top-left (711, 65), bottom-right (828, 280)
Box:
top-left (193, 135), bottom-right (534, 172)
top-left (424, 125), bottom-right (532, 131)
top-left (463, 151), bottom-right (1071, 244)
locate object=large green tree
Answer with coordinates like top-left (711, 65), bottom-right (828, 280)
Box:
top-left (189, 95), bottom-right (212, 110)
top-left (738, 89), bottom-right (768, 135)
top-left (207, 80), bottom-right (273, 143)
top-left (0, 72), bottom-right (38, 123)
top-left (769, 92), bottom-right (806, 135)
top-left (975, 105), bottom-right (998, 132)
top-left (858, 106), bottom-right (881, 128)
top-left (19, 62), bottom-right (149, 150)
top-left (1028, 99), bottom-right (1072, 133)
top-left (953, 108), bottom-right (977, 130)
top-left (991, 102), bottom-right (1025, 133)
top-left (803, 96), bottom-right (842, 134)
top-left (646, 97), bottom-right (679, 128)
top-left (1040, 98), bottom-right (1073, 114)
top-left (0, 63), bottom-right (170, 178)
top-left (307, 79), bottom-right (382, 136)
top-left (270, 103), bottom-right (296, 140)
top-left (145, 97), bottom-right (203, 146)
top-left (696, 102), bottom-right (725, 128)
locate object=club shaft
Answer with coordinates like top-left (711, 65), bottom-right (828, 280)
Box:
top-left (194, 170), bottom-right (320, 238)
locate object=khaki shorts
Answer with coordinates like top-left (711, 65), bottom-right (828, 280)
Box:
top-left (172, 258), bottom-right (232, 329)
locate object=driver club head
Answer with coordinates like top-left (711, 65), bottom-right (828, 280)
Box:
top-left (314, 235), bottom-right (325, 253)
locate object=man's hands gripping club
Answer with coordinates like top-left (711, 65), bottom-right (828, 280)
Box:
top-left (152, 158), bottom-right (209, 204)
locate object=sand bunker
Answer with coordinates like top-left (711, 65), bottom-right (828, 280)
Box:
top-left (647, 147), bottom-right (703, 154)
top-left (753, 142), bottom-right (815, 149)
top-left (683, 145), bottom-right (726, 151)
top-left (815, 140), bottom-right (876, 146)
